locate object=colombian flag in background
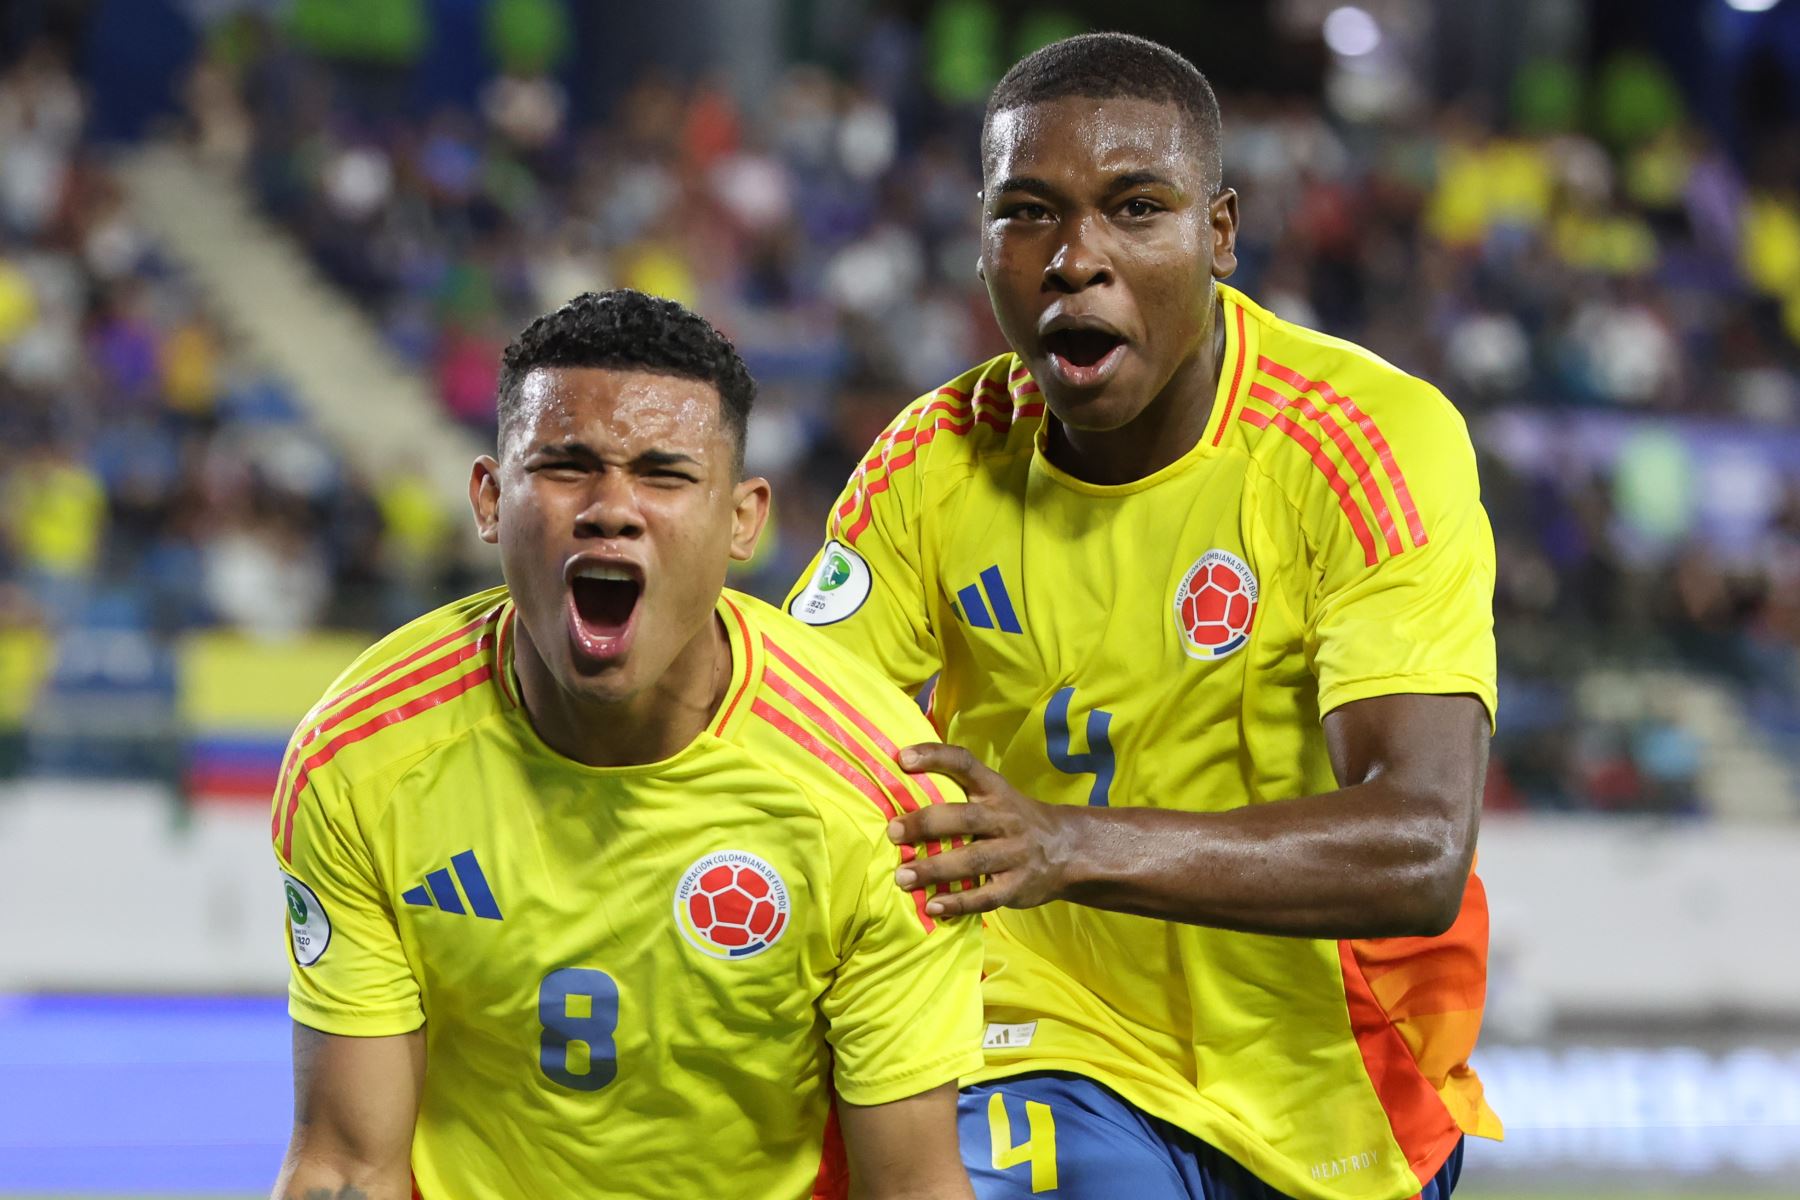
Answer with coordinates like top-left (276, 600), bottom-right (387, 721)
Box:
top-left (177, 631), bottom-right (366, 806)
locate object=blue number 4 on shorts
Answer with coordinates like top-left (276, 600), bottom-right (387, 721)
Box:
top-left (959, 1073), bottom-right (1463, 1199)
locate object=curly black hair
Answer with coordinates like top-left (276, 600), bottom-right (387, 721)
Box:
top-left (496, 289), bottom-right (756, 474)
top-left (982, 32), bottom-right (1223, 198)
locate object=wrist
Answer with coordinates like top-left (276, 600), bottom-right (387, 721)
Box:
top-left (1044, 802), bottom-right (1100, 899)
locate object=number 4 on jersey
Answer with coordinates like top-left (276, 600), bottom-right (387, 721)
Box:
top-left (1044, 687), bottom-right (1114, 807)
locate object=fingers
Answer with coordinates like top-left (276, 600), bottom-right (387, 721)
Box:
top-left (894, 837), bottom-right (1009, 891)
top-left (886, 799), bottom-right (1005, 847)
top-left (919, 878), bottom-right (1008, 918)
top-left (896, 742), bottom-right (1003, 794)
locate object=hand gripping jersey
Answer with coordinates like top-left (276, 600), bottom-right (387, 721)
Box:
top-left (270, 588), bottom-right (982, 1200)
top-left (786, 283), bottom-right (1501, 1200)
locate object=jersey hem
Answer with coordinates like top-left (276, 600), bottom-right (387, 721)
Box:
top-left (834, 1047), bottom-right (984, 1107)
top-left (964, 1056), bottom-right (1426, 1200)
top-left (1318, 671), bottom-right (1497, 732)
top-left (289, 996), bottom-right (424, 1038)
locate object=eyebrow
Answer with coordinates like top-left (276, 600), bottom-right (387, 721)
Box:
top-left (634, 449), bottom-right (702, 469)
top-left (1109, 170), bottom-right (1180, 193)
top-left (529, 442), bottom-right (703, 469)
top-left (991, 175), bottom-right (1056, 197)
top-left (990, 170), bottom-right (1183, 200)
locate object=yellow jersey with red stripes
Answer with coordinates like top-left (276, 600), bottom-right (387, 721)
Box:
top-left (270, 586), bottom-right (982, 1200)
top-left (785, 282), bottom-right (1500, 1200)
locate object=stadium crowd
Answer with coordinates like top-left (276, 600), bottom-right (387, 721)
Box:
top-left (2, 9), bottom-right (1798, 814)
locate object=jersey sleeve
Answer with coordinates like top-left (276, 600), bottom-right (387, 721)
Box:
top-left (820, 792), bottom-right (984, 1107)
top-left (785, 397), bottom-right (944, 694)
top-left (273, 757), bottom-right (423, 1037)
top-left (1304, 378), bottom-right (1498, 726)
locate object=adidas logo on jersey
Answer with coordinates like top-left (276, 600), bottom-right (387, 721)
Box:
top-left (402, 849), bottom-right (504, 920)
top-left (953, 566), bottom-right (1023, 634)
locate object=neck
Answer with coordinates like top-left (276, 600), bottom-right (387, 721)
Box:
top-left (513, 609), bottom-right (732, 769)
top-left (1047, 292), bottom-right (1227, 486)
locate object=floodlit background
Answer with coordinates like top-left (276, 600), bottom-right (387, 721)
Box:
top-left (0, 0), bottom-right (1798, 1196)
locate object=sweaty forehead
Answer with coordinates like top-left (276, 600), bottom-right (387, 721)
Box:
top-left (984, 95), bottom-right (1201, 187)
top-left (508, 367), bottom-right (722, 457)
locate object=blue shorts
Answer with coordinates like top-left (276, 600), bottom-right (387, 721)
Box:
top-left (959, 1073), bottom-right (1463, 1199)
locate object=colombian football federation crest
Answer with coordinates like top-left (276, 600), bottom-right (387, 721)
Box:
top-left (789, 539), bottom-right (871, 626)
top-left (674, 851), bottom-right (790, 959)
top-left (1174, 549), bottom-right (1259, 660)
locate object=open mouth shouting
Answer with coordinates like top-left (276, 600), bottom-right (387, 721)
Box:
top-left (564, 555), bottom-right (645, 665)
top-left (1039, 314), bottom-right (1129, 390)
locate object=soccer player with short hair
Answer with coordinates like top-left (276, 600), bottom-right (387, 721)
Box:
top-left (787, 34), bottom-right (1498, 1200)
top-left (270, 290), bottom-right (982, 1200)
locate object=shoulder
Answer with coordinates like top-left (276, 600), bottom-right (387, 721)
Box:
top-left (283, 587), bottom-right (514, 805)
top-left (726, 591), bottom-right (958, 831)
top-left (859, 356), bottom-right (1042, 481)
top-left (1219, 287), bottom-right (1477, 565)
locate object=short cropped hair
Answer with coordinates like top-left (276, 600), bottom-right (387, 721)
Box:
top-left (982, 32), bottom-right (1223, 196)
top-left (496, 289), bottom-right (756, 473)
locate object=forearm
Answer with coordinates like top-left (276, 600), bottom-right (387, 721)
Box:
top-left (1056, 775), bottom-right (1475, 939)
top-left (276, 1023), bottom-right (422, 1200)
top-left (272, 1151), bottom-right (412, 1200)
top-left (852, 1176), bottom-right (976, 1200)
top-left (840, 1084), bottom-right (974, 1200)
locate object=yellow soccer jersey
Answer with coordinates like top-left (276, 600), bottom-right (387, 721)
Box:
top-left (270, 587), bottom-right (982, 1200)
top-left (786, 283), bottom-right (1500, 1200)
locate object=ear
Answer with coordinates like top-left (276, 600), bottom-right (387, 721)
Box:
top-left (728, 475), bottom-right (772, 563)
top-left (470, 455), bottom-right (502, 544)
top-left (1210, 187), bottom-right (1240, 280)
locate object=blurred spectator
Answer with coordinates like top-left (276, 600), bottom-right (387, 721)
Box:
top-left (2, 14), bottom-right (1797, 816)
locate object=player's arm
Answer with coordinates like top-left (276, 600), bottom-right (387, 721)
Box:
top-left (270, 738), bottom-right (428, 1197)
top-left (891, 693), bottom-right (1486, 938)
top-left (890, 382), bottom-right (1495, 939)
top-left (272, 1022), bottom-right (424, 1200)
top-left (819, 760), bottom-right (983, 1197)
top-left (838, 1083), bottom-right (975, 1200)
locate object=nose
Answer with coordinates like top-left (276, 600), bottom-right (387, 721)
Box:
top-left (1044, 216), bottom-right (1112, 293)
top-left (574, 471), bottom-right (645, 540)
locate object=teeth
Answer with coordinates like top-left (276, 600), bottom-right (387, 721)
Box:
top-left (574, 564), bottom-right (637, 582)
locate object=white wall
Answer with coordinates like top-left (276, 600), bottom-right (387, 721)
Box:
top-left (0, 781), bottom-right (287, 991)
top-left (1478, 815), bottom-right (1800, 1027)
top-left (2, 783), bottom-right (1797, 1018)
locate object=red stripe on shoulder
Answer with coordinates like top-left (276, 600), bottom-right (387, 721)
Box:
top-left (1211, 305), bottom-right (1249, 446)
top-left (276, 625), bottom-right (493, 848)
top-left (1257, 356), bottom-right (1429, 549)
top-left (762, 636), bottom-right (950, 809)
top-left (280, 662), bottom-right (494, 861)
top-left (316, 612), bottom-right (491, 720)
top-left (494, 608), bottom-right (520, 707)
top-left (751, 697), bottom-right (936, 931)
top-left (763, 666), bottom-right (927, 819)
top-left (838, 376), bottom-right (1033, 545)
top-left (1238, 408), bottom-right (1379, 566)
top-left (1248, 381), bottom-right (1403, 557)
top-left (712, 598), bottom-right (757, 736)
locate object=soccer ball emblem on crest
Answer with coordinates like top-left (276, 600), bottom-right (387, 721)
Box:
top-left (1174, 549), bottom-right (1259, 660)
top-left (674, 851), bottom-right (790, 959)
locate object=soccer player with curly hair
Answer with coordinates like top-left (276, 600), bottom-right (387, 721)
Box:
top-left (271, 290), bottom-right (982, 1200)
